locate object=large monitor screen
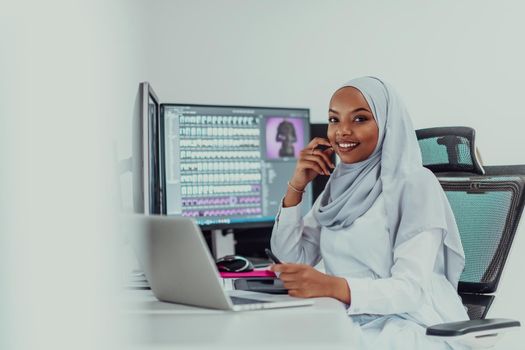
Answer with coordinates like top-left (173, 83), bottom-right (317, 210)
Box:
top-left (160, 104), bottom-right (312, 229)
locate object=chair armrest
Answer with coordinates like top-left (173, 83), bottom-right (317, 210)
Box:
top-left (426, 318), bottom-right (520, 337)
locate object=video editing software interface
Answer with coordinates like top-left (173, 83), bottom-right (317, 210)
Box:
top-left (161, 104), bottom-right (312, 227)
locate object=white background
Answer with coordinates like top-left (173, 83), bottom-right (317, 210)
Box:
top-left (2, 0), bottom-right (524, 349)
top-left (141, 0), bottom-right (525, 166)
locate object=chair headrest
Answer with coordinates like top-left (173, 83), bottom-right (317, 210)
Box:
top-left (415, 126), bottom-right (485, 175)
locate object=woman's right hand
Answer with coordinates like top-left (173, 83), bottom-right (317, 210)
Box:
top-left (289, 137), bottom-right (335, 191)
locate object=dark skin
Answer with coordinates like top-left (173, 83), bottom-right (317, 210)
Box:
top-left (271, 87), bottom-right (380, 304)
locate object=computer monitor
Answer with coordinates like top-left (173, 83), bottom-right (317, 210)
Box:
top-left (132, 82), bottom-right (161, 214)
top-left (159, 104), bottom-right (312, 230)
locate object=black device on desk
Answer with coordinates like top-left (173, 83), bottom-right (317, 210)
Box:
top-left (233, 249), bottom-right (288, 294)
top-left (216, 255), bottom-right (254, 272)
top-left (234, 278), bottom-right (288, 295)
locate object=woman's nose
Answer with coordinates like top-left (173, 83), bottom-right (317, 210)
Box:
top-left (336, 123), bottom-right (353, 136)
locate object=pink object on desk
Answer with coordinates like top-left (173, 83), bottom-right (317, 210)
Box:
top-left (219, 270), bottom-right (276, 278)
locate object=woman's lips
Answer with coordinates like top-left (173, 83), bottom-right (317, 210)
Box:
top-left (336, 141), bottom-right (359, 152)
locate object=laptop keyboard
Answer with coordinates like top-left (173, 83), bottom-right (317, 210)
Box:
top-left (229, 296), bottom-right (271, 305)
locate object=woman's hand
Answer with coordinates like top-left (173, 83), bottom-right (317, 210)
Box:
top-left (289, 137), bottom-right (335, 191)
top-left (283, 138), bottom-right (335, 207)
top-left (270, 263), bottom-right (350, 304)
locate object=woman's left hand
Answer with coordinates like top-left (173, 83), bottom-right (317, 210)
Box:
top-left (270, 263), bottom-right (350, 303)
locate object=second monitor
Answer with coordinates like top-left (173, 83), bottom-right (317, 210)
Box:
top-left (160, 104), bottom-right (312, 229)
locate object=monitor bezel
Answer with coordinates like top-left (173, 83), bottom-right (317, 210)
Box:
top-left (159, 103), bottom-right (312, 230)
top-left (134, 82), bottom-right (162, 215)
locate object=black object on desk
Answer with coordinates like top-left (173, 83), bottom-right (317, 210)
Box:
top-left (234, 277), bottom-right (288, 295)
top-left (216, 255), bottom-right (254, 272)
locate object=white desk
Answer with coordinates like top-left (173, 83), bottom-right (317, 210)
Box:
top-left (123, 289), bottom-right (360, 350)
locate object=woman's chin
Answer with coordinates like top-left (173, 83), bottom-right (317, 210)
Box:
top-left (337, 154), bottom-right (357, 164)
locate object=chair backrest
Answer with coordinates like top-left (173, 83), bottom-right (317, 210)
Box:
top-left (416, 127), bottom-right (525, 319)
top-left (416, 126), bottom-right (485, 175)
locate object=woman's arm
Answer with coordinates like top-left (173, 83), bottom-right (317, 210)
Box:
top-left (270, 137), bottom-right (334, 265)
top-left (272, 229), bottom-right (442, 307)
top-left (344, 229), bottom-right (443, 314)
top-left (271, 263), bottom-right (350, 302)
top-left (270, 195), bottom-right (324, 266)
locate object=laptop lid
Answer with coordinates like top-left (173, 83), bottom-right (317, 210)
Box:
top-left (127, 215), bottom-right (234, 310)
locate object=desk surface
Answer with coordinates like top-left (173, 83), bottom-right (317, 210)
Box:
top-left (123, 289), bottom-right (359, 350)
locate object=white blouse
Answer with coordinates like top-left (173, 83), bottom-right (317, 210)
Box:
top-left (271, 192), bottom-right (468, 327)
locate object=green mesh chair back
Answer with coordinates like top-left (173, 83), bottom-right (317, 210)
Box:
top-left (416, 127), bottom-right (525, 320)
top-left (416, 126), bottom-right (485, 174)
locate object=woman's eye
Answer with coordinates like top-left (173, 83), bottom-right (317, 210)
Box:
top-left (328, 116), bottom-right (338, 123)
top-left (354, 115), bottom-right (367, 123)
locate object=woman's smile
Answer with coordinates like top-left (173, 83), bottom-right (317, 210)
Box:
top-left (335, 140), bottom-right (360, 153)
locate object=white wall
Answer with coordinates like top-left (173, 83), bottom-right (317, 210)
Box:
top-left (1, 0), bottom-right (146, 349)
top-left (145, 0), bottom-right (525, 166)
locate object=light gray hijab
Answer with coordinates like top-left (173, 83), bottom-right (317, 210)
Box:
top-left (314, 77), bottom-right (465, 289)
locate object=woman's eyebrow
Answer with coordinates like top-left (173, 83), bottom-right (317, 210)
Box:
top-left (349, 107), bottom-right (371, 114)
top-left (329, 107), bottom-right (370, 114)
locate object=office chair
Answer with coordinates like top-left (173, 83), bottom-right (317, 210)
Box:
top-left (416, 126), bottom-right (523, 347)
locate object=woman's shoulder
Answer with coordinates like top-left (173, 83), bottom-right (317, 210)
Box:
top-left (404, 167), bottom-right (439, 184)
top-left (400, 167), bottom-right (442, 196)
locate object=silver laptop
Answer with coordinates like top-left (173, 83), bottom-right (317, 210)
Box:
top-left (126, 214), bottom-right (313, 311)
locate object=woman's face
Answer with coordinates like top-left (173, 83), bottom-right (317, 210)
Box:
top-left (327, 87), bottom-right (379, 164)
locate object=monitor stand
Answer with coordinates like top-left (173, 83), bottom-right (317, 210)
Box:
top-left (211, 229), bottom-right (235, 259)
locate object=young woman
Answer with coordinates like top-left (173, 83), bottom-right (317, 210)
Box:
top-left (270, 77), bottom-right (469, 349)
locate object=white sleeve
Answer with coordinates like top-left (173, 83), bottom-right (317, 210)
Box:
top-left (270, 196), bottom-right (323, 266)
top-left (345, 228), bottom-right (443, 315)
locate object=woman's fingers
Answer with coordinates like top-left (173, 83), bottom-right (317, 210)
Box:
top-left (287, 289), bottom-right (305, 298)
top-left (311, 148), bottom-right (335, 169)
top-left (302, 155), bottom-right (330, 175)
top-left (302, 138), bottom-right (334, 169)
top-left (271, 263), bottom-right (305, 273)
top-left (306, 137), bottom-right (332, 149)
top-left (302, 155), bottom-right (332, 175)
top-left (278, 271), bottom-right (302, 282)
top-left (291, 138), bottom-right (334, 185)
top-left (282, 281), bottom-right (300, 290)
top-left (298, 159), bottom-right (324, 176)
